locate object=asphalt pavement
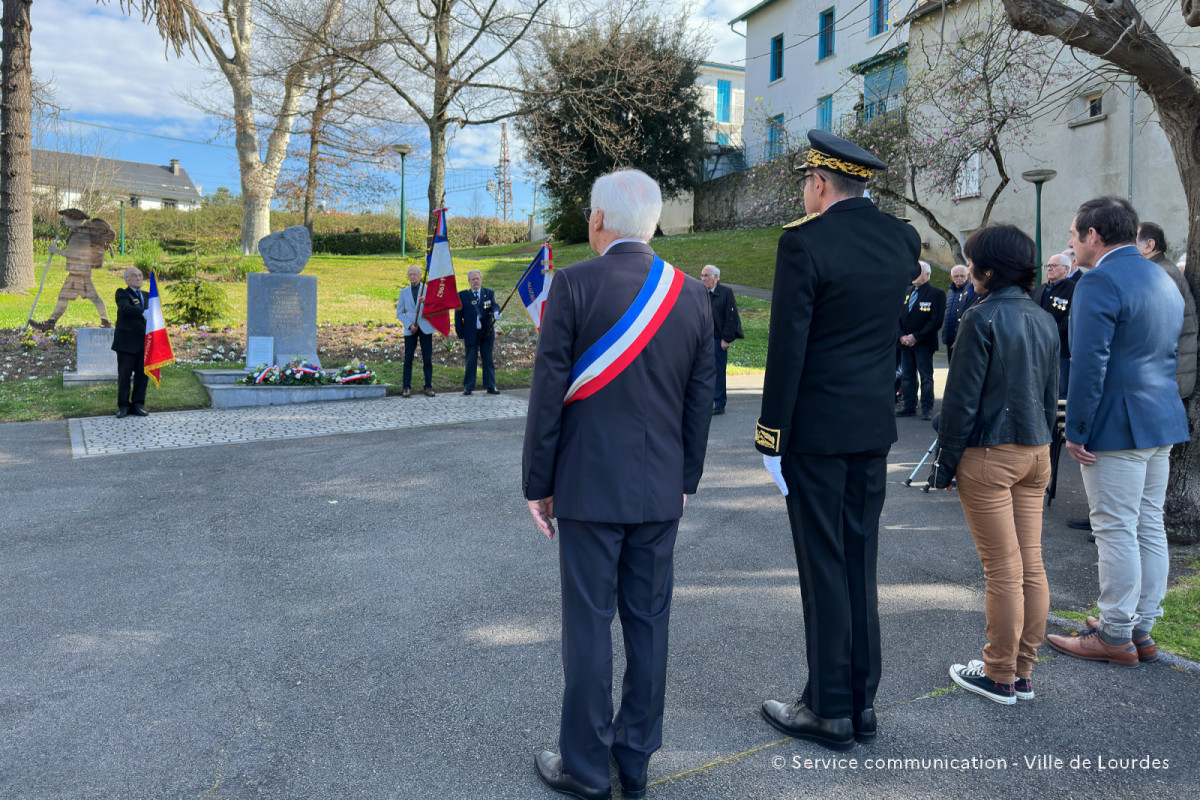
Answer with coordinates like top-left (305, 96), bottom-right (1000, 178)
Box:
top-left (1, 367), bottom-right (1197, 800)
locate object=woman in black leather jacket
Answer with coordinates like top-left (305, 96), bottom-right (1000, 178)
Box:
top-left (934, 224), bottom-right (1059, 706)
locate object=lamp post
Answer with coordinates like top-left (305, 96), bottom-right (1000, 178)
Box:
top-left (1021, 168), bottom-right (1058, 283)
top-left (391, 143), bottom-right (415, 258)
top-left (119, 199), bottom-right (125, 255)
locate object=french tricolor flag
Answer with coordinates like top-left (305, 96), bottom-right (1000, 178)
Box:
top-left (516, 243), bottom-right (553, 331)
top-left (143, 270), bottom-right (175, 386)
top-left (420, 208), bottom-right (461, 336)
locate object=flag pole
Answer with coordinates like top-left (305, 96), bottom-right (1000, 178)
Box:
top-left (411, 208), bottom-right (441, 332)
top-left (480, 241), bottom-right (549, 339)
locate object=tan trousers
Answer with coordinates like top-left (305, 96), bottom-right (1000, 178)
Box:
top-left (955, 443), bottom-right (1052, 685)
top-left (48, 272), bottom-right (109, 324)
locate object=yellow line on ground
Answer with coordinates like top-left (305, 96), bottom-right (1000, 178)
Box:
top-left (643, 737), bottom-right (792, 791)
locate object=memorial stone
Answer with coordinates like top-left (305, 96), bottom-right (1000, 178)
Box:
top-left (246, 227), bottom-right (319, 367)
top-left (63, 328), bottom-right (118, 385)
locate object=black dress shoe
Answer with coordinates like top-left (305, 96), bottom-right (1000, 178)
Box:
top-left (895, 409), bottom-right (917, 417)
top-left (609, 756), bottom-right (647, 799)
top-left (486, 387), bottom-right (501, 395)
top-left (760, 700), bottom-right (855, 751)
top-left (463, 389), bottom-right (473, 396)
top-left (131, 405), bottom-right (149, 417)
top-left (920, 412), bottom-right (933, 421)
top-left (116, 407), bottom-right (129, 419)
top-left (1067, 517), bottom-right (1092, 531)
top-left (712, 407), bottom-right (725, 415)
top-left (853, 708), bottom-right (877, 744)
top-left (534, 751), bottom-right (611, 800)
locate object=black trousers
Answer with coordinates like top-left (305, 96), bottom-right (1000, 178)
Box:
top-left (116, 349), bottom-right (148, 409)
top-left (403, 331), bottom-right (433, 389)
top-left (557, 517), bottom-right (679, 791)
top-left (462, 334), bottom-right (495, 391)
top-left (781, 448), bottom-right (887, 719)
top-left (900, 347), bottom-right (935, 414)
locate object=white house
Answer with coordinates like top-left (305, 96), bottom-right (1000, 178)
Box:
top-left (33, 149), bottom-right (203, 212)
top-left (730, 0), bottom-right (908, 165)
top-left (726, 0), bottom-right (1198, 264)
top-left (660, 61), bottom-right (749, 234)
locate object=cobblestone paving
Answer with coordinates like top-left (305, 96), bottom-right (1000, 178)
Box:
top-left (67, 394), bottom-right (529, 459)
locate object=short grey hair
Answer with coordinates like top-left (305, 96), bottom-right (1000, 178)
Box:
top-left (1057, 250), bottom-right (1075, 268)
top-left (123, 267), bottom-right (142, 279)
top-left (468, 269), bottom-right (482, 279)
top-left (950, 264), bottom-right (968, 275)
top-left (590, 169), bottom-right (662, 241)
top-left (918, 260), bottom-right (931, 275)
top-left (702, 265), bottom-right (720, 277)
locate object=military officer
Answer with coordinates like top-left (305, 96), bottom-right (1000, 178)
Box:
top-left (756, 130), bottom-right (921, 751)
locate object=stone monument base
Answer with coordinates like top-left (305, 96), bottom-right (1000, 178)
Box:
top-left (63, 328), bottom-right (118, 386)
top-left (193, 369), bottom-right (387, 409)
top-left (246, 273), bottom-right (319, 368)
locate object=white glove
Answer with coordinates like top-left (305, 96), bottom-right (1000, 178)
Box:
top-left (142, 310), bottom-right (151, 320)
top-left (763, 455), bottom-right (788, 496)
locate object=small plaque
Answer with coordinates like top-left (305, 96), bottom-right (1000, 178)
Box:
top-left (246, 336), bottom-right (274, 368)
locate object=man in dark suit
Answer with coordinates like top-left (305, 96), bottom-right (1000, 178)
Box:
top-left (454, 269), bottom-right (500, 395)
top-left (699, 264), bottom-right (743, 415)
top-left (111, 267), bottom-right (150, 418)
top-left (1031, 252), bottom-right (1075, 399)
top-left (942, 264), bottom-right (975, 362)
top-left (756, 130), bottom-right (920, 752)
top-left (897, 261), bottom-right (946, 420)
top-left (1048, 197), bottom-right (1189, 667)
top-left (524, 169), bottom-right (714, 800)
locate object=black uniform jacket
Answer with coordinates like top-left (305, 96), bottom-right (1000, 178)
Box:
top-left (899, 282), bottom-right (946, 351)
top-left (454, 287), bottom-right (497, 345)
top-left (522, 241), bottom-right (715, 523)
top-left (710, 282), bottom-right (743, 342)
top-left (111, 287), bottom-right (147, 354)
top-left (756, 198), bottom-right (921, 456)
top-left (1030, 278), bottom-right (1074, 358)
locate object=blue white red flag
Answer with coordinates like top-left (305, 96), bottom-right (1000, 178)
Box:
top-left (420, 208), bottom-right (461, 336)
top-left (516, 243), bottom-right (553, 330)
top-left (143, 270), bottom-right (175, 386)
top-left (563, 254), bottom-right (683, 405)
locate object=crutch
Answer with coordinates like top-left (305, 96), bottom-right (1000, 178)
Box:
top-left (905, 438), bottom-right (938, 487)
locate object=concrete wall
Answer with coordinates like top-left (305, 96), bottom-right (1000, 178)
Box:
top-left (694, 162), bottom-right (804, 231)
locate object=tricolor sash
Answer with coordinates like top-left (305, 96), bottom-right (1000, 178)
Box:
top-left (563, 255), bottom-right (685, 406)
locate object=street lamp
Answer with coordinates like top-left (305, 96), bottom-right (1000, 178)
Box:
top-left (391, 143), bottom-right (415, 258)
top-left (1021, 168), bottom-right (1058, 283)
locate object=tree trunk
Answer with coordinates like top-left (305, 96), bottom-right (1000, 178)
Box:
top-left (0, 0), bottom-right (35, 291)
top-left (1000, 0), bottom-right (1200, 542)
top-left (302, 84), bottom-right (329, 233)
top-left (872, 183), bottom-right (966, 264)
top-left (241, 176), bottom-right (272, 256)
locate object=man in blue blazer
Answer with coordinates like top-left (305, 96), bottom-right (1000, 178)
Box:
top-left (1049, 197), bottom-right (1189, 668)
top-left (454, 269), bottom-right (500, 395)
top-left (524, 169), bottom-right (713, 800)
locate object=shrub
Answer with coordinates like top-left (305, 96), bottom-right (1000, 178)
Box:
top-left (155, 254), bottom-right (199, 282)
top-left (165, 280), bottom-right (230, 326)
top-left (131, 240), bottom-right (163, 275)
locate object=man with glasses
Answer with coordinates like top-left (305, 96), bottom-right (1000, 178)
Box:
top-left (699, 265), bottom-right (743, 415)
top-left (943, 265), bottom-right (975, 362)
top-left (756, 130), bottom-right (921, 751)
top-left (1031, 251), bottom-right (1076, 399)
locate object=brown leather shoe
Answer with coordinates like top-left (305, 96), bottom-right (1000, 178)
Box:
top-left (1085, 616), bottom-right (1158, 662)
top-left (423, 387), bottom-right (436, 397)
top-left (1047, 628), bottom-right (1138, 667)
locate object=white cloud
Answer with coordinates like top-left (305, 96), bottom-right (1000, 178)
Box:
top-left (31, 1), bottom-right (217, 121)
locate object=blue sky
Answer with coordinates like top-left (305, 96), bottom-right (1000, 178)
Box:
top-left (31, 1), bottom-right (746, 222)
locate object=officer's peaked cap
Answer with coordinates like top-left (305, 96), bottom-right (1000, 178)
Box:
top-left (801, 130), bottom-right (886, 182)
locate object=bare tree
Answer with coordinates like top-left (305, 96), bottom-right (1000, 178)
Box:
top-left (310, 0), bottom-right (555, 218)
top-left (843, 6), bottom-right (1078, 263)
top-left (183, 0), bottom-right (346, 254)
top-left (1000, 0), bottom-right (1200, 541)
top-left (273, 56), bottom-right (413, 230)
